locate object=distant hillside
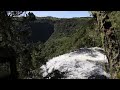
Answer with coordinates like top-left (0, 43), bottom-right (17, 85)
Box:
top-left (31, 17), bottom-right (102, 60)
top-left (29, 17), bottom-right (97, 43)
top-left (29, 12), bottom-right (120, 44)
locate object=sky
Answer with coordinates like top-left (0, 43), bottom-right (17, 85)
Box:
top-left (28, 11), bottom-right (91, 18)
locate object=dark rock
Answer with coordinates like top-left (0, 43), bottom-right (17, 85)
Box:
top-left (88, 74), bottom-right (109, 79)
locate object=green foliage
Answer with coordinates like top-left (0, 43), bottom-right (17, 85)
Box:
top-left (0, 11), bottom-right (37, 79)
top-left (38, 17), bottom-right (102, 60)
top-left (3, 11), bottom-right (120, 79)
top-left (91, 11), bottom-right (120, 79)
top-left (31, 42), bottom-right (44, 68)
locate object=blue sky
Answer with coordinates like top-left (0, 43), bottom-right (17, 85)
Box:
top-left (29, 11), bottom-right (90, 18)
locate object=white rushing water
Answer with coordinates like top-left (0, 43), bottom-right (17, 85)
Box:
top-left (40, 47), bottom-right (110, 79)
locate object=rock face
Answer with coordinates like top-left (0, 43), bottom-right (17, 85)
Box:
top-left (40, 47), bottom-right (110, 79)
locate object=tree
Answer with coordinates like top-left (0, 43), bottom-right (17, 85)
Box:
top-left (0, 11), bottom-right (35, 79)
top-left (91, 11), bottom-right (120, 79)
top-left (27, 12), bottom-right (36, 21)
top-left (0, 11), bottom-right (25, 79)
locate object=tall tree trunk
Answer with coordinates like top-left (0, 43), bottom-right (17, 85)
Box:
top-left (91, 11), bottom-right (120, 79)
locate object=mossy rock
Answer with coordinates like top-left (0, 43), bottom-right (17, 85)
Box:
top-left (116, 72), bottom-right (120, 79)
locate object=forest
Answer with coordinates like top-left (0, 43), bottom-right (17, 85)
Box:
top-left (0, 11), bottom-right (120, 79)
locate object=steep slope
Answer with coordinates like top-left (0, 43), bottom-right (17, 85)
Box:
top-left (42, 17), bottom-right (102, 60)
top-left (29, 19), bottom-right (54, 43)
top-left (22, 17), bottom-right (103, 71)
